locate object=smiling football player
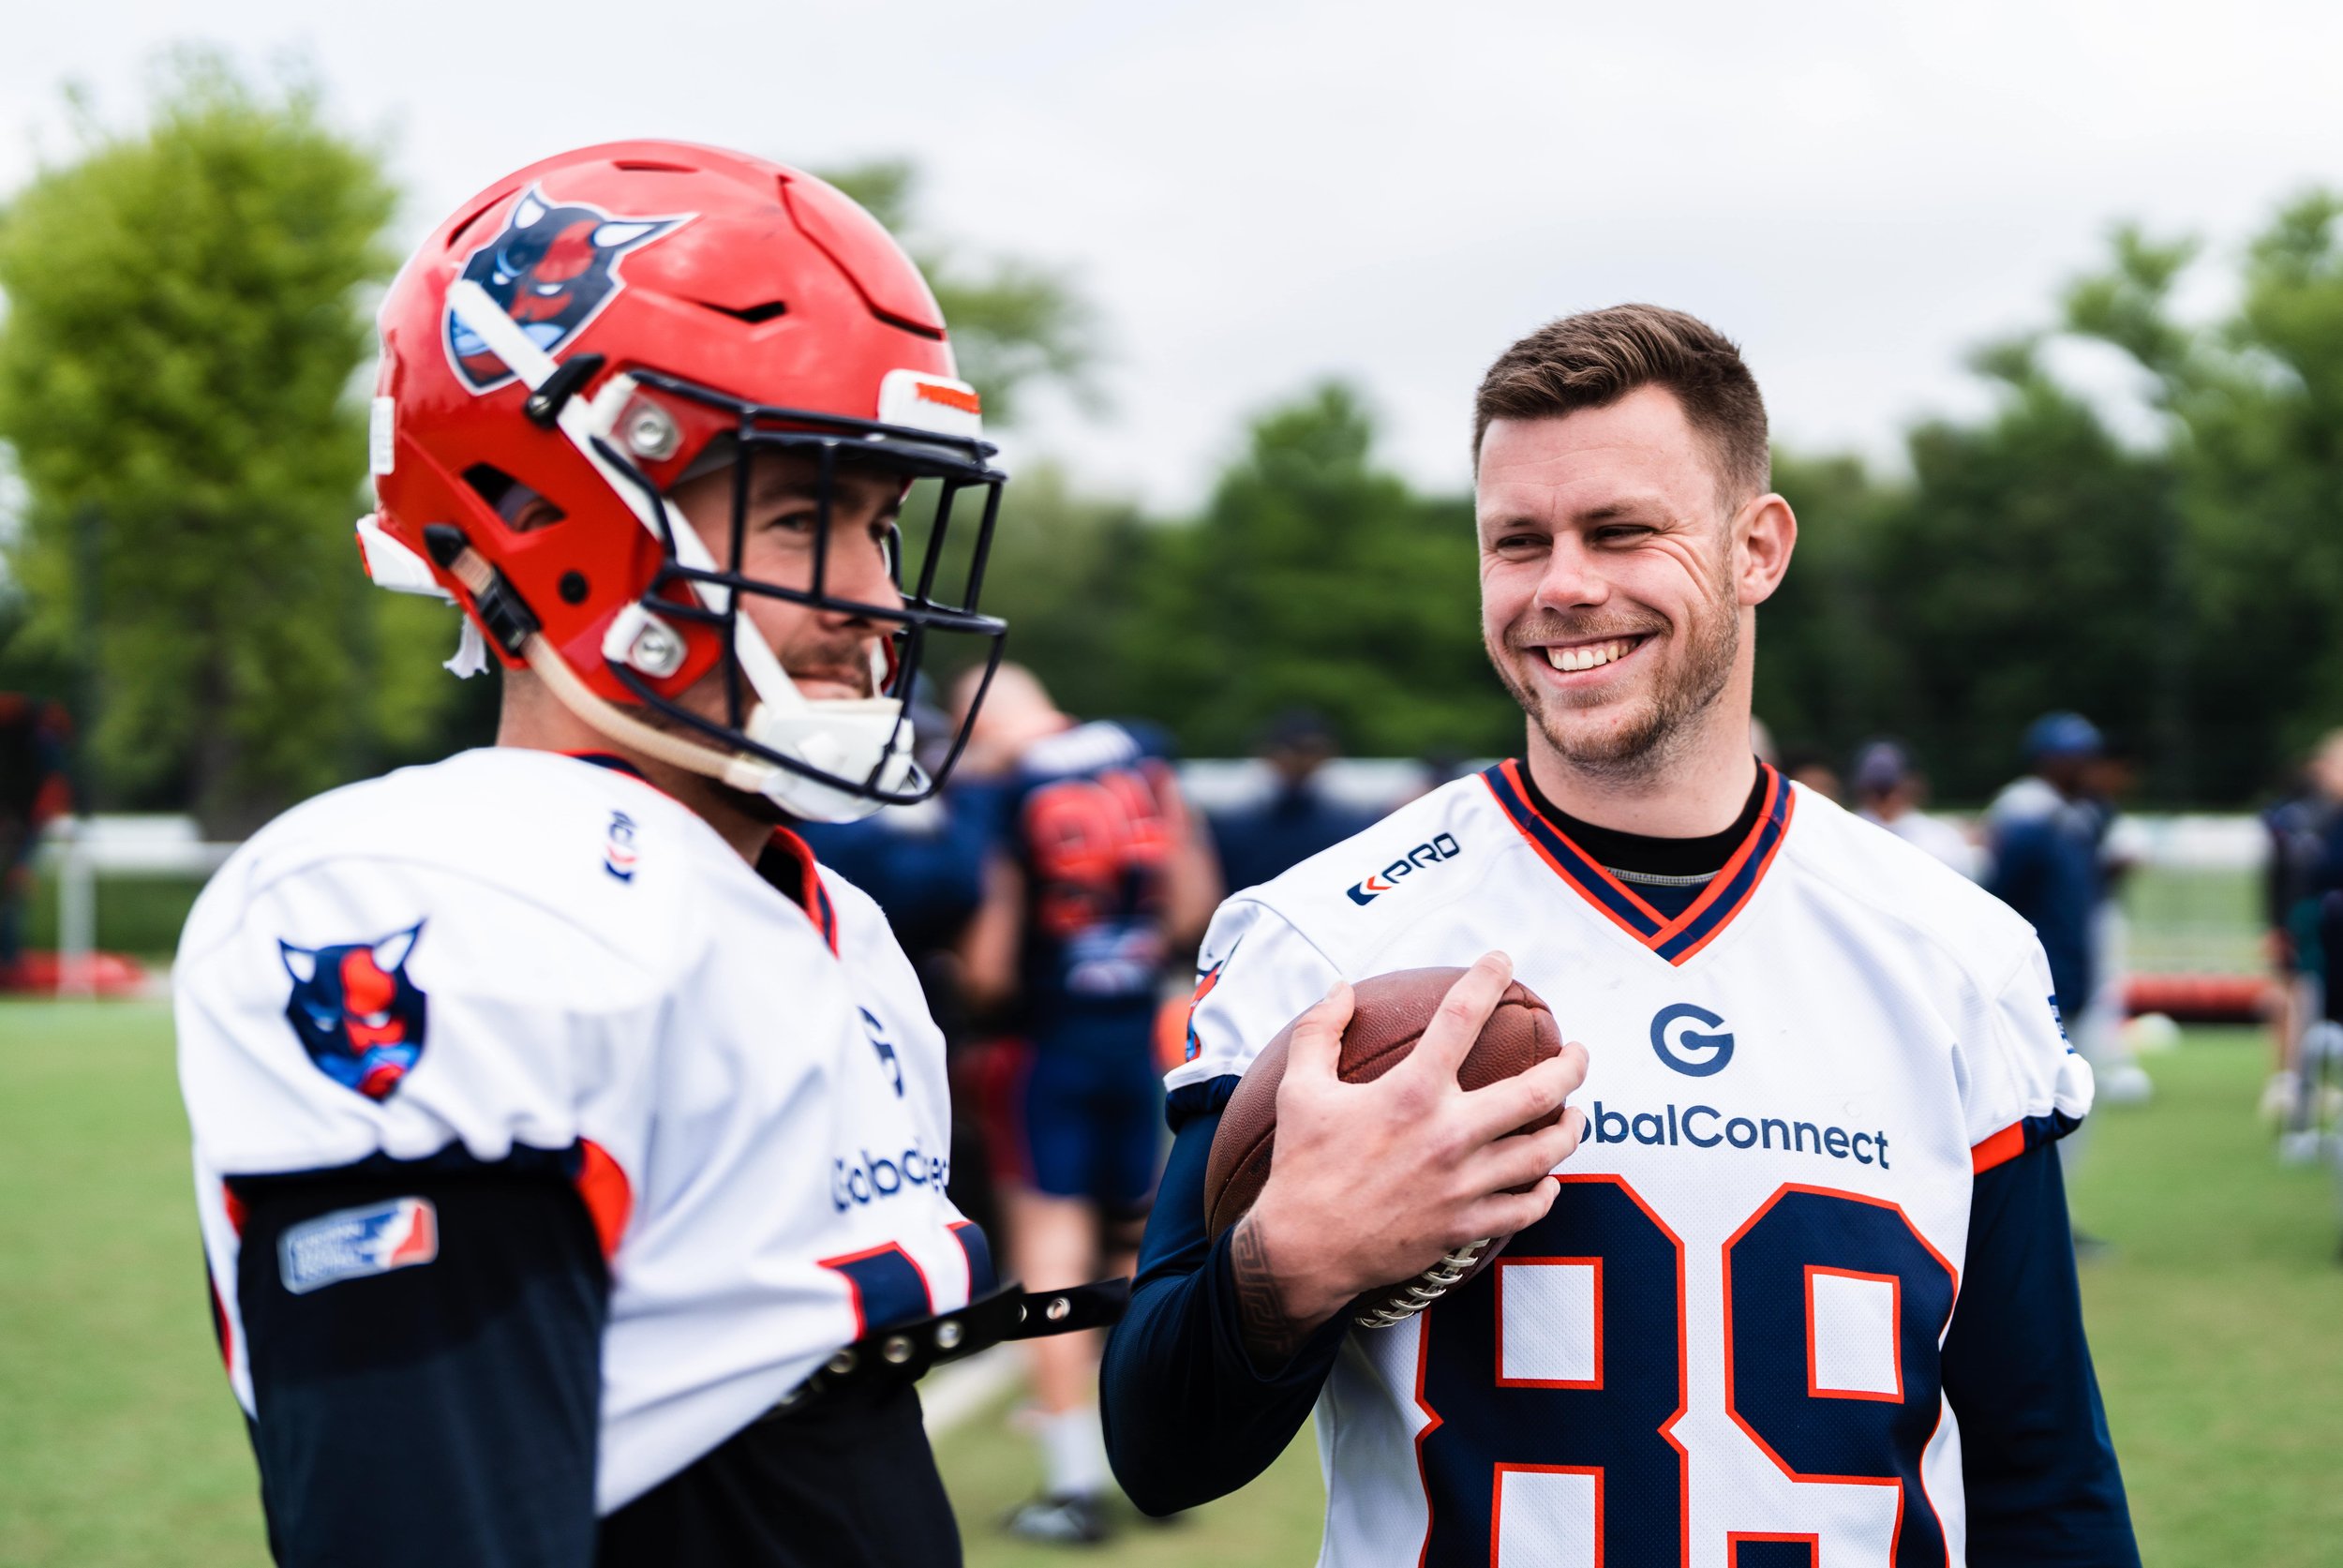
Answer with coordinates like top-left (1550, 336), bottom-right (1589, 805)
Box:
top-left (1104, 305), bottom-right (2140, 1567)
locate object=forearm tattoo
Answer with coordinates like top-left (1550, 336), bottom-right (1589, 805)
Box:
top-left (1231, 1212), bottom-right (1313, 1366)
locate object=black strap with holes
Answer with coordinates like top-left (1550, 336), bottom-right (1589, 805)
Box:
top-left (762, 1277), bottom-right (1130, 1419)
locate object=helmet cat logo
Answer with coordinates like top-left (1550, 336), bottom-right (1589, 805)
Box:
top-left (1347, 834), bottom-right (1462, 905)
top-left (444, 186), bottom-right (691, 392)
top-left (1649, 1002), bottom-right (1734, 1077)
top-left (279, 923), bottom-right (428, 1101)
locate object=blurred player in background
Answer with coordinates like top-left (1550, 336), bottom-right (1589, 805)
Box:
top-left (1987, 712), bottom-right (2107, 1040)
top-left (955, 663), bottom-right (1218, 1544)
top-left (1851, 737), bottom-right (1982, 880)
top-left (1206, 707), bottom-right (1379, 893)
top-left (2289, 735), bottom-right (2343, 1164)
top-left (1987, 714), bottom-right (2121, 1201)
top-left (172, 144), bottom-right (1121, 1567)
top-left (0, 694), bottom-right (71, 989)
top-left (1107, 306), bottom-right (2134, 1564)
top-left (1780, 744), bottom-right (1843, 804)
top-left (2261, 730), bottom-right (2343, 1125)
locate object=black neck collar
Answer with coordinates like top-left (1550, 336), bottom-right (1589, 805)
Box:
top-left (1515, 762), bottom-right (1769, 880)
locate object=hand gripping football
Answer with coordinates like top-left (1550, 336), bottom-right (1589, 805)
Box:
top-left (1202, 966), bottom-right (1563, 1328)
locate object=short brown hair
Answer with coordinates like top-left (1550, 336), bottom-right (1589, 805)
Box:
top-left (1472, 304), bottom-right (1769, 503)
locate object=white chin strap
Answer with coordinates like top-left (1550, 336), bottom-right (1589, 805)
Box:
top-left (442, 280), bottom-right (921, 822)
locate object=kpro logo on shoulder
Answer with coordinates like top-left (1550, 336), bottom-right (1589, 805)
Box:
top-left (1649, 1003), bottom-right (1735, 1077)
top-left (277, 1197), bottom-right (439, 1295)
top-left (1347, 833), bottom-right (1463, 905)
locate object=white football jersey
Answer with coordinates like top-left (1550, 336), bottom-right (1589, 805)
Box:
top-left (1172, 763), bottom-right (2093, 1568)
top-left (175, 749), bottom-right (982, 1511)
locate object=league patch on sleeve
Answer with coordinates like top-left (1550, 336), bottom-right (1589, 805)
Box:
top-left (277, 1198), bottom-right (439, 1294)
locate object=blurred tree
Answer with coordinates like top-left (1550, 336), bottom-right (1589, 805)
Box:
top-left (1752, 449), bottom-right (1901, 769)
top-left (950, 460), bottom-right (1149, 721)
top-left (0, 450), bottom-right (76, 709)
top-left (2059, 201), bottom-right (2343, 800)
top-left (1117, 381), bottom-right (1516, 759)
top-left (2211, 194), bottom-right (2343, 779)
top-left (1864, 340), bottom-right (2178, 802)
top-left (819, 160), bottom-right (1097, 426)
top-left (0, 50), bottom-right (431, 831)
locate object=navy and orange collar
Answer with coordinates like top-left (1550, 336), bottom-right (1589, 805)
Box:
top-left (761, 827), bottom-right (841, 956)
top-left (1481, 759), bottom-right (1795, 965)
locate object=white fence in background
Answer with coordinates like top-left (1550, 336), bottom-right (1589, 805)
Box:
top-left (1175, 756), bottom-right (1445, 815)
top-left (2103, 813), bottom-right (2266, 871)
top-left (1184, 763), bottom-right (2273, 876)
top-left (22, 774), bottom-right (2274, 998)
top-left (31, 815), bottom-right (236, 997)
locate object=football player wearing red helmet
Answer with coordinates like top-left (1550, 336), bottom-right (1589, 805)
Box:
top-left (363, 142), bottom-right (1008, 822)
top-left (176, 142), bottom-right (1112, 1568)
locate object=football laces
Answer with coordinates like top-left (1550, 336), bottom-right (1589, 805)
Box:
top-left (1351, 1237), bottom-right (1494, 1329)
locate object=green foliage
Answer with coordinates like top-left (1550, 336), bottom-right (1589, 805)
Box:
top-left (1114, 382), bottom-right (1515, 758)
top-left (2052, 194), bottom-right (2343, 799)
top-left (2200, 193), bottom-right (2343, 769)
top-left (1750, 449), bottom-right (1900, 762)
top-left (2061, 224), bottom-right (2201, 381)
top-left (951, 461), bottom-right (1148, 721)
top-left (0, 584), bottom-right (78, 711)
top-left (1755, 197), bottom-right (2343, 806)
top-left (818, 159), bottom-right (1097, 426)
top-left (0, 50), bottom-right (423, 829)
top-left (1870, 349), bottom-right (2181, 800)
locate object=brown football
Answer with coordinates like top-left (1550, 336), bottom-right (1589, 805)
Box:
top-left (1202, 966), bottom-right (1562, 1327)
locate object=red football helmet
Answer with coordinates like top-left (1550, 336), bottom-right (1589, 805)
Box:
top-left (362, 140), bottom-right (1006, 821)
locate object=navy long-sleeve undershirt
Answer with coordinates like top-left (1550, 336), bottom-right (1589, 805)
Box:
top-left (1100, 1093), bottom-right (2140, 1564)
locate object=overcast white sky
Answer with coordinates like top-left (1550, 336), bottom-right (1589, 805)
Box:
top-left (7, 1), bottom-right (2338, 508)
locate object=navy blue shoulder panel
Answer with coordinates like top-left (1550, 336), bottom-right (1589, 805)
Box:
top-left (231, 1146), bottom-right (608, 1567)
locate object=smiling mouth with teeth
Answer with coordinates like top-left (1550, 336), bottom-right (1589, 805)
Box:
top-left (1543, 635), bottom-right (1649, 673)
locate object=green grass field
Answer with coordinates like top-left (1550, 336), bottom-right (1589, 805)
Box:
top-left (4, 1003), bottom-right (2337, 1566)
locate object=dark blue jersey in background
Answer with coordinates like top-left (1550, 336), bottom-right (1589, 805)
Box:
top-left (999, 719), bottom-right (1182, 1051)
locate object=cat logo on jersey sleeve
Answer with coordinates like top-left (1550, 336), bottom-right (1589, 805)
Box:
top-left (278, 924), bottom-right (427, 1101)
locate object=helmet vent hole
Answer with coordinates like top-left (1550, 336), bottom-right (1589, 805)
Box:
top-left (444, 195), bottom-right (502, 251)
top-left (559, 572), bottom-right (589, 605)
top-left (695, 298), bottom-right (789, 325)
top-left (869, 306), bottom-right (946, 342)
top-left (462, 465), bottom-right (568, 534)
top-left (613, 158), bottom-right (695, 173)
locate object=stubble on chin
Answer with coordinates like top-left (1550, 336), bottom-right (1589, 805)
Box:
top-left (1486, 602), bottom-right (1739, 784)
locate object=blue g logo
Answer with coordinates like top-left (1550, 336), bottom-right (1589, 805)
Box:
top-left (1650, 1003), bottom-right (1734, 1077)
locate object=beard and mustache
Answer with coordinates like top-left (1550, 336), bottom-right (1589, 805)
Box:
top-left (1485, 571), bottom-right (1741, 784)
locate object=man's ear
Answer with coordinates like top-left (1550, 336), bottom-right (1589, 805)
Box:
top-left (1736, 493), bottom-right (1798, 607)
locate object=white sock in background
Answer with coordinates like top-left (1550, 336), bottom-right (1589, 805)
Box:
top-left (1040, 1406), bottom-right (1107, 1499)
